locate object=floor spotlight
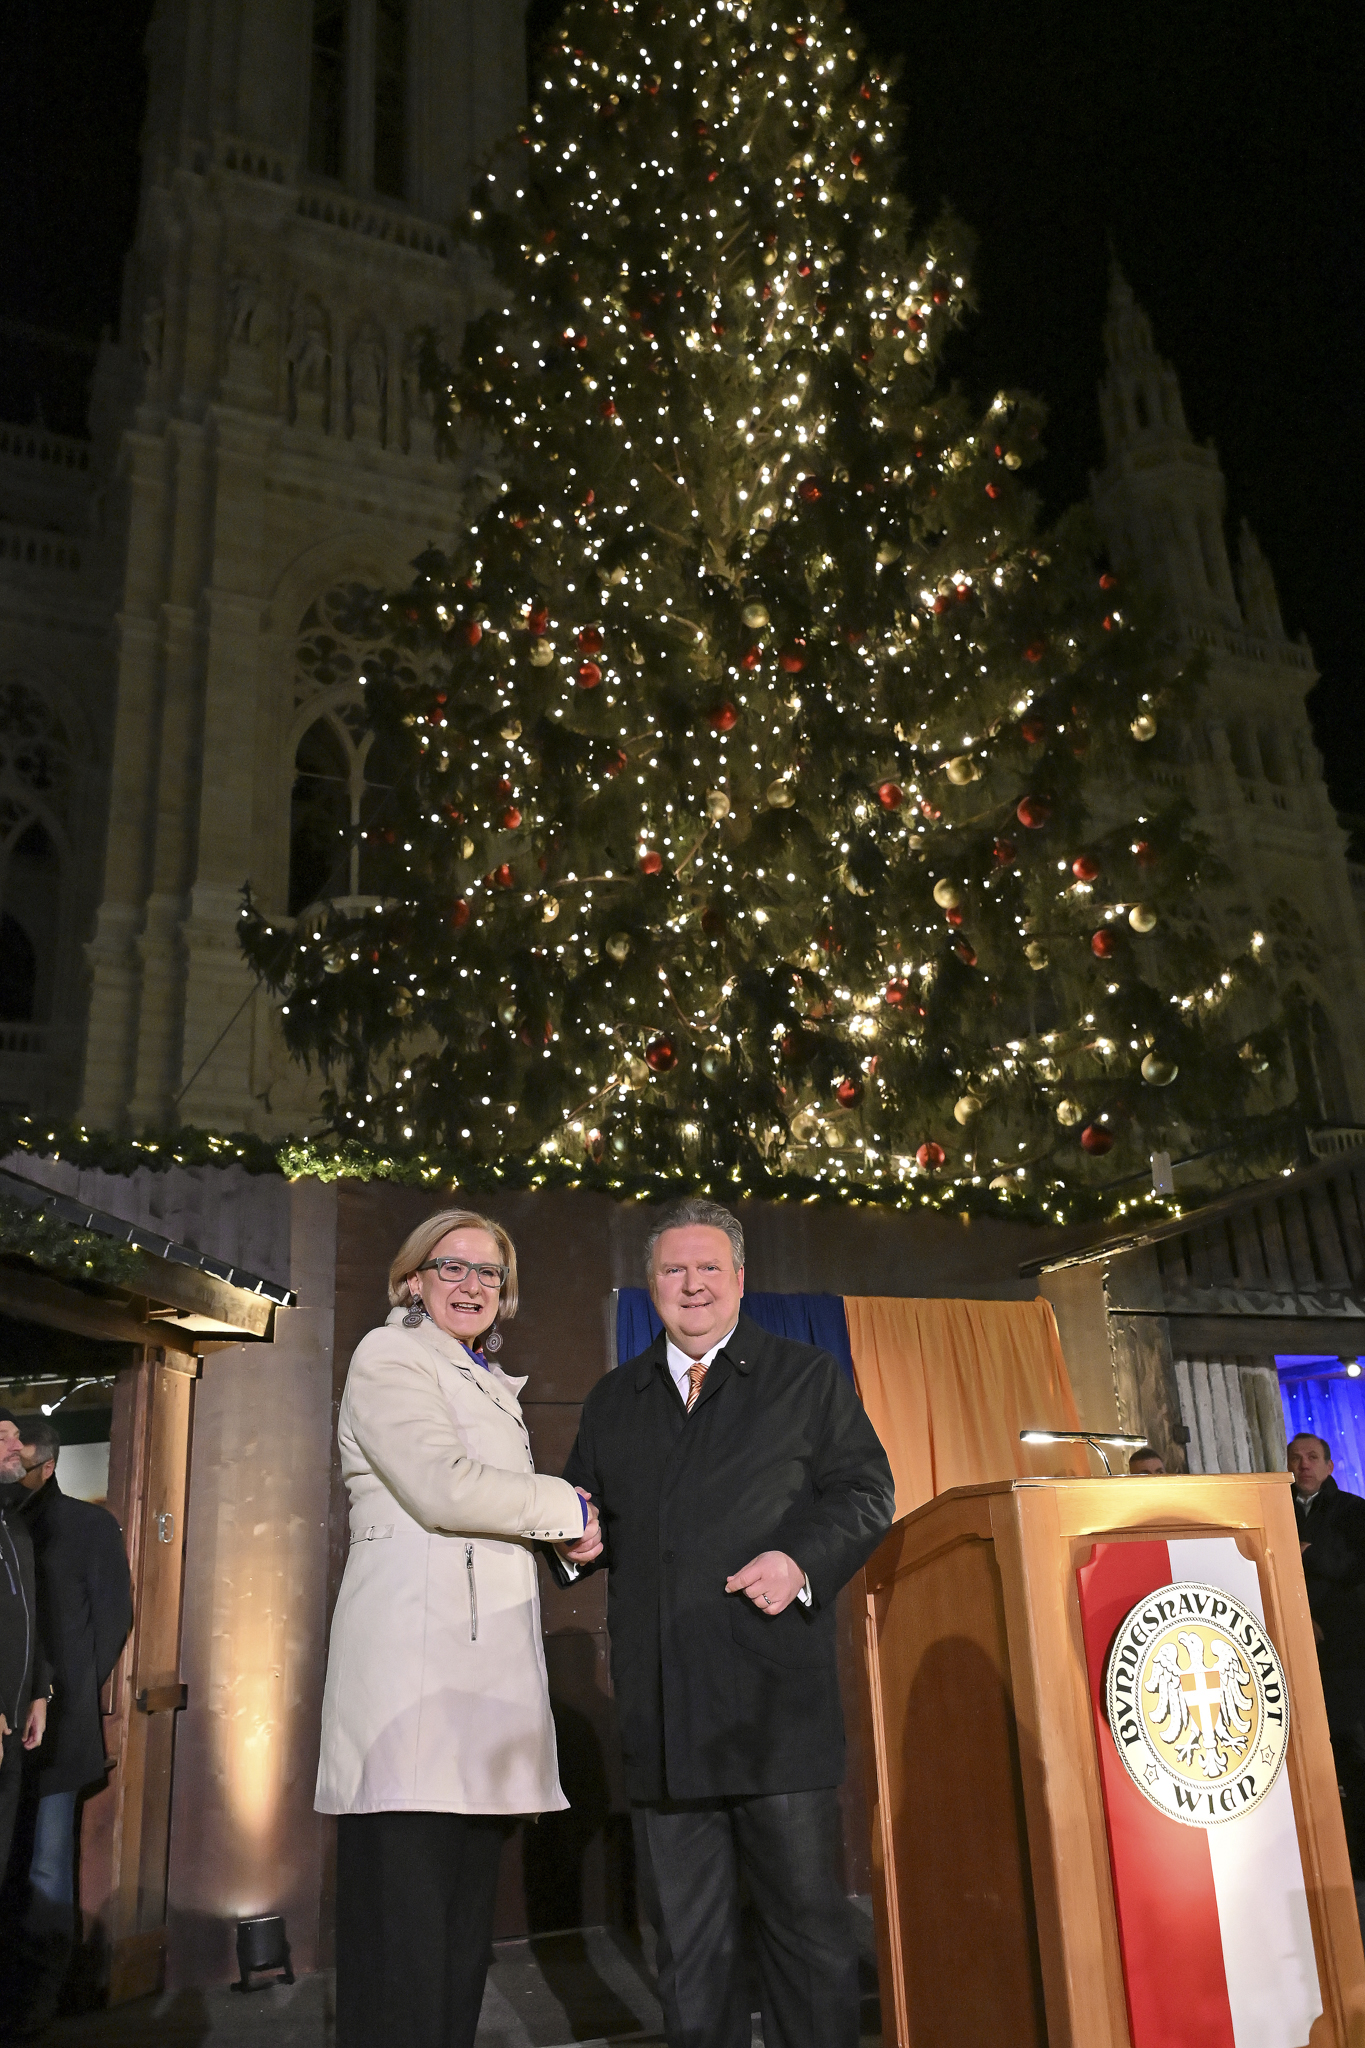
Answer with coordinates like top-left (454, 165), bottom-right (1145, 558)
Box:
top-left (234, 1914), bottom-right (293, 1992)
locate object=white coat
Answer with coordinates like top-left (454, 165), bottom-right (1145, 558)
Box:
top-left (315, 1307), bottom-right (585, 1817)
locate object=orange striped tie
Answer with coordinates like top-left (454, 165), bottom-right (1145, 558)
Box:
top-left (686, 1362), bottom-right (708, 1411)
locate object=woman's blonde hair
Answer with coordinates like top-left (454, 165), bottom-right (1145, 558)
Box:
top-left (387, 1208), bottom-right (520, 1320)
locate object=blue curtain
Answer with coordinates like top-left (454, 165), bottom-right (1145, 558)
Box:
top-left (1279, 1359), bottom-right (1365, 1496)
top-left (616, 1288), bottom-right (854, 1382)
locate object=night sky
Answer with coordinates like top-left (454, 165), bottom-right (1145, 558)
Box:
top-left (4, 0), bottom-right (1360, 806)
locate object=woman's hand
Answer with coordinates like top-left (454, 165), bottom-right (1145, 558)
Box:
top-left (23, 1697), bottom-right (47, 1749)
top-left (557, 1487), bottom-right (604, 1564)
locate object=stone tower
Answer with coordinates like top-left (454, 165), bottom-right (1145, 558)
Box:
top-left (1092, 263), bottom-right (1365, 1129)
top-left (57, 0), bottom-right (527, 1134)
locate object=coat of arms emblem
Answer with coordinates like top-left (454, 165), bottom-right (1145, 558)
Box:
top-left (1103, 1580), bottom-right (1290, 1826)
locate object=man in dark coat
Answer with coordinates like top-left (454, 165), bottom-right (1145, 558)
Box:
top-left (0, 1411), bottom-right (49, 1879)
top-left (0, 1414), bottom-right (131, 2039)
top-left (557, 1199), bottom-right (896, 2048)
top-left (1289, 1430), bottom-right (1365, 1873)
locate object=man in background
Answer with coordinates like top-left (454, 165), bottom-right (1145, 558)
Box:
top-left (1128, 1446), bottom-right (1166, 1475)
top-left (0, 1415), bottom-right (131, 2040)
top-left (1289, 1430), bottom-right (1365, 1873)
top-left (558, 1197), bottom-right (895, 2048)
top-left (0, 1411), bottom-right (48, 1880)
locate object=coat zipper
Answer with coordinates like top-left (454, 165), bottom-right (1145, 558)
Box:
top-left (465, 1542), bottom-right (479, 1642)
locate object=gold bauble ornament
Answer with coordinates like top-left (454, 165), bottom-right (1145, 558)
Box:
top-left (945, 755), bottom-right (981, 786)
top-left (741, 602), bottom-right (770, 630)
top-left (622, 1054), bottom-right (650, 1087)
top-left (1128, 904), bottom-right (1158, 933)
top-left (459, 836), bottom-right (475, 859)
top-left (497, 996), bottom-right (518, 1026)
top-left (388, 989), bottom-right (413, 1017)
top-left (500, 717), bottom-right (522, 741)
top-left (1140, 1051), bottom-right (1179, 1086)
top-left (1130, 713), bottom-right (1158, 742)
top-left (322, 947), bottom-right (346, 974)
top-left (876, 541), bottom-right (901, 565)
top-left (932, 878), bottom-right (962, 910)
top-left (1025, 940), bottom-right (1049, 970)
top-left (953, 1093), bottom-right (983, 1124)
top-left (700, 1043), bottom-right (731, 1079)
top-left (1056, 1098), bottom-right (1085, 1126)
top-left (540, 898), bottom-right (560, 923)
top-left (766, 778), bottom-right (795, 808)
top-left (605, 932), bottom-right (632, 963)
top-left (705, 788), bottom-right (732, 821)
top-left (529, 639), bottom-right (555, 667)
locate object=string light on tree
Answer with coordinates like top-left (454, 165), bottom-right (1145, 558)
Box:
top-left (240, 0), bottom-right (1281, 1217)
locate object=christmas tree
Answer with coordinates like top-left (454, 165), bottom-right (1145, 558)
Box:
top-left (242, 0), bottom-right (1279, 1215)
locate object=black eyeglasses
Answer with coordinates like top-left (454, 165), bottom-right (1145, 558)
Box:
top-left (416, 1258), bottom-right (508, 1289)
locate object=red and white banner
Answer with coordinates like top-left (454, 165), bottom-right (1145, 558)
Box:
top-left (1077, 1534), bottom-right (1321, 2047)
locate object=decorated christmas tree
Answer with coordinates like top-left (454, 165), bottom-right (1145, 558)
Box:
top-left (242, 0), bottom-right (1279, 1215)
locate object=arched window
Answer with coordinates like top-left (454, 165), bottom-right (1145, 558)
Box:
top-left (374, 0), bottom-right (408, 198)
top-left (0, 684), bottom-right (69, 1024)
top-left (288, 585), bottom-right (414, 914)
top-left (1287, 992), bottom-right (1351, 1125)
top-left (308, 0), bottom-right (348, 180)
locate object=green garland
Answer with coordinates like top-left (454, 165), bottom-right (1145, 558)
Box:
top-left (0, 1194), bottom-right (143, 1287)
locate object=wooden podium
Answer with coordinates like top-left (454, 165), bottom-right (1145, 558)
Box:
top-left (856, 1475), bottom-right (1365, 2048)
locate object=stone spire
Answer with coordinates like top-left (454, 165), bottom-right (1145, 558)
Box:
top-left (1091, 260), bottom-right (1240, 628)
top-left (1236, 519), bottom-right (1287, 639)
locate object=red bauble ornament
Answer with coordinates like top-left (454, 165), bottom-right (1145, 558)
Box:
top-left (605, 750), bottom-right (628, 777)
top-left (577, 626), bottom-right (603, 655)
top-left (464, 620), bottom-right (483, 645)
top-left (876, 781), bottom-right (903, 811)
top-left (1090, 928), bottom-right (1119, 959)
top-left (600, 399), bottom-right (617, 419)
top-left (1071, 853), bottom-right (1101, 882)
top-left (945, 906), bottom-right (964, 927)
top-left (883, 980), bottom-right (909, 1008)
top-left (639, 849), bottom-right (663, 875)
top-left (1100, 571), bottom-right (1118, 590)
top-left (451, 899), bottom-right (471, 928)
top-left (528, 606), bottom-right (549, 636)
top-left (1020, 715), bottom-right (1047, 744)
top-left (993, 838), bottom-right (1016, 866)
top-left (645, 1034), bottom-right (677, 1073)
top-left (1080, 1123), bottom-right (1114, 1155)
top-left (955, 940), bottom-right (978, 966)
top-left (740, 645), bottom-right (763, 670)
top-left (1024, 640), bottom-right (1046, 663)
top-left (779, 647), bottom-right (806, 673)
top-left (1134, 840), bottom-right (1158, 869)
top-left (920, 798), bottom-right (942, 822)
top-left (798, 477), bottom-right (821, 501)
top-left (577, 661), bottom-right (603, 688)
top-left (1016, 796), bottom-right (1051, 829)
top-left (499, 806), bottom-right (522, 830)
top-left (708, 702), bottom-right (739, 733)
top-left (835, 1076), bottom-right (863, 1108)
top-left (932, 594), bottom-right (951, 616)
top-left (916, 1140), bottom-right (946, 1170)
top-left (493, 863), bottom-right (514, 889)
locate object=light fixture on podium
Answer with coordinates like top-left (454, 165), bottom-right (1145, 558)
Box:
top-left (1341, 1358), bottom-right (1362, 1379)
top-left (1019, 1427), bottom-right (1152, 1476)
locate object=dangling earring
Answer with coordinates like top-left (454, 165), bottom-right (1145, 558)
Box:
top-left (483, 1323), bottom-right (503, 1355)
top-left (402, 1289), bottom-right (425, 1329)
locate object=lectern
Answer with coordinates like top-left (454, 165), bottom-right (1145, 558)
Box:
top-left (857, 1475), bottom-right (1365, 2048)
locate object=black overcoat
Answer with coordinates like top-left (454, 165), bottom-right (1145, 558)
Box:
top-left (23, 1478), bottom-right (132, 1795)
top-left (561, 1313), bottom-right (896, 1803)
top-left (1296, 1476), bottom-right (1365, 1724)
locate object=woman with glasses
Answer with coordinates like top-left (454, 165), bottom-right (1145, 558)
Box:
top-left (317, 1207), bottom-right (600, 2048)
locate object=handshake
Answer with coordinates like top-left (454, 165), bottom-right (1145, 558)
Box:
top-left (553, 1489), bottom-right (806, 1614)
top-left (557, 1487), bottom-right (604, 1565)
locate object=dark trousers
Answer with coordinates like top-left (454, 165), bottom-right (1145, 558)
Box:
top-left (335, 1811), bottom-right (512, 2048)
top-left (0, 1735), bottom-right (23, 1881)
top-left (632, 1788), bottom-right (859, 2048)
top-left (1328, 1717), bottom-right (1365, 1877)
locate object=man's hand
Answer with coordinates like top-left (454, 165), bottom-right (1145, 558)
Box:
top-left (725, 1550), bottom-right (805, 1615)
top-left (557, 1487), bottom-right (604, 1565)
top-left (0, 1712), bottom-right (9, 1759)
top-left (23, 1697), bottom-right (47, 1750)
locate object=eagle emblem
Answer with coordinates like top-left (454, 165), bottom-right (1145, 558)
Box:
top-left (1104, 1582), bottom-right (1290, 1827)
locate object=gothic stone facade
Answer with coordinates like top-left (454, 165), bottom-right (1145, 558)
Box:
top-left (1, 8), bottom-right (1362, 1138)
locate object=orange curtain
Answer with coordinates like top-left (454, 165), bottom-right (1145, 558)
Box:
top-left (845, 1295), bottom-right (1089, 1518)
